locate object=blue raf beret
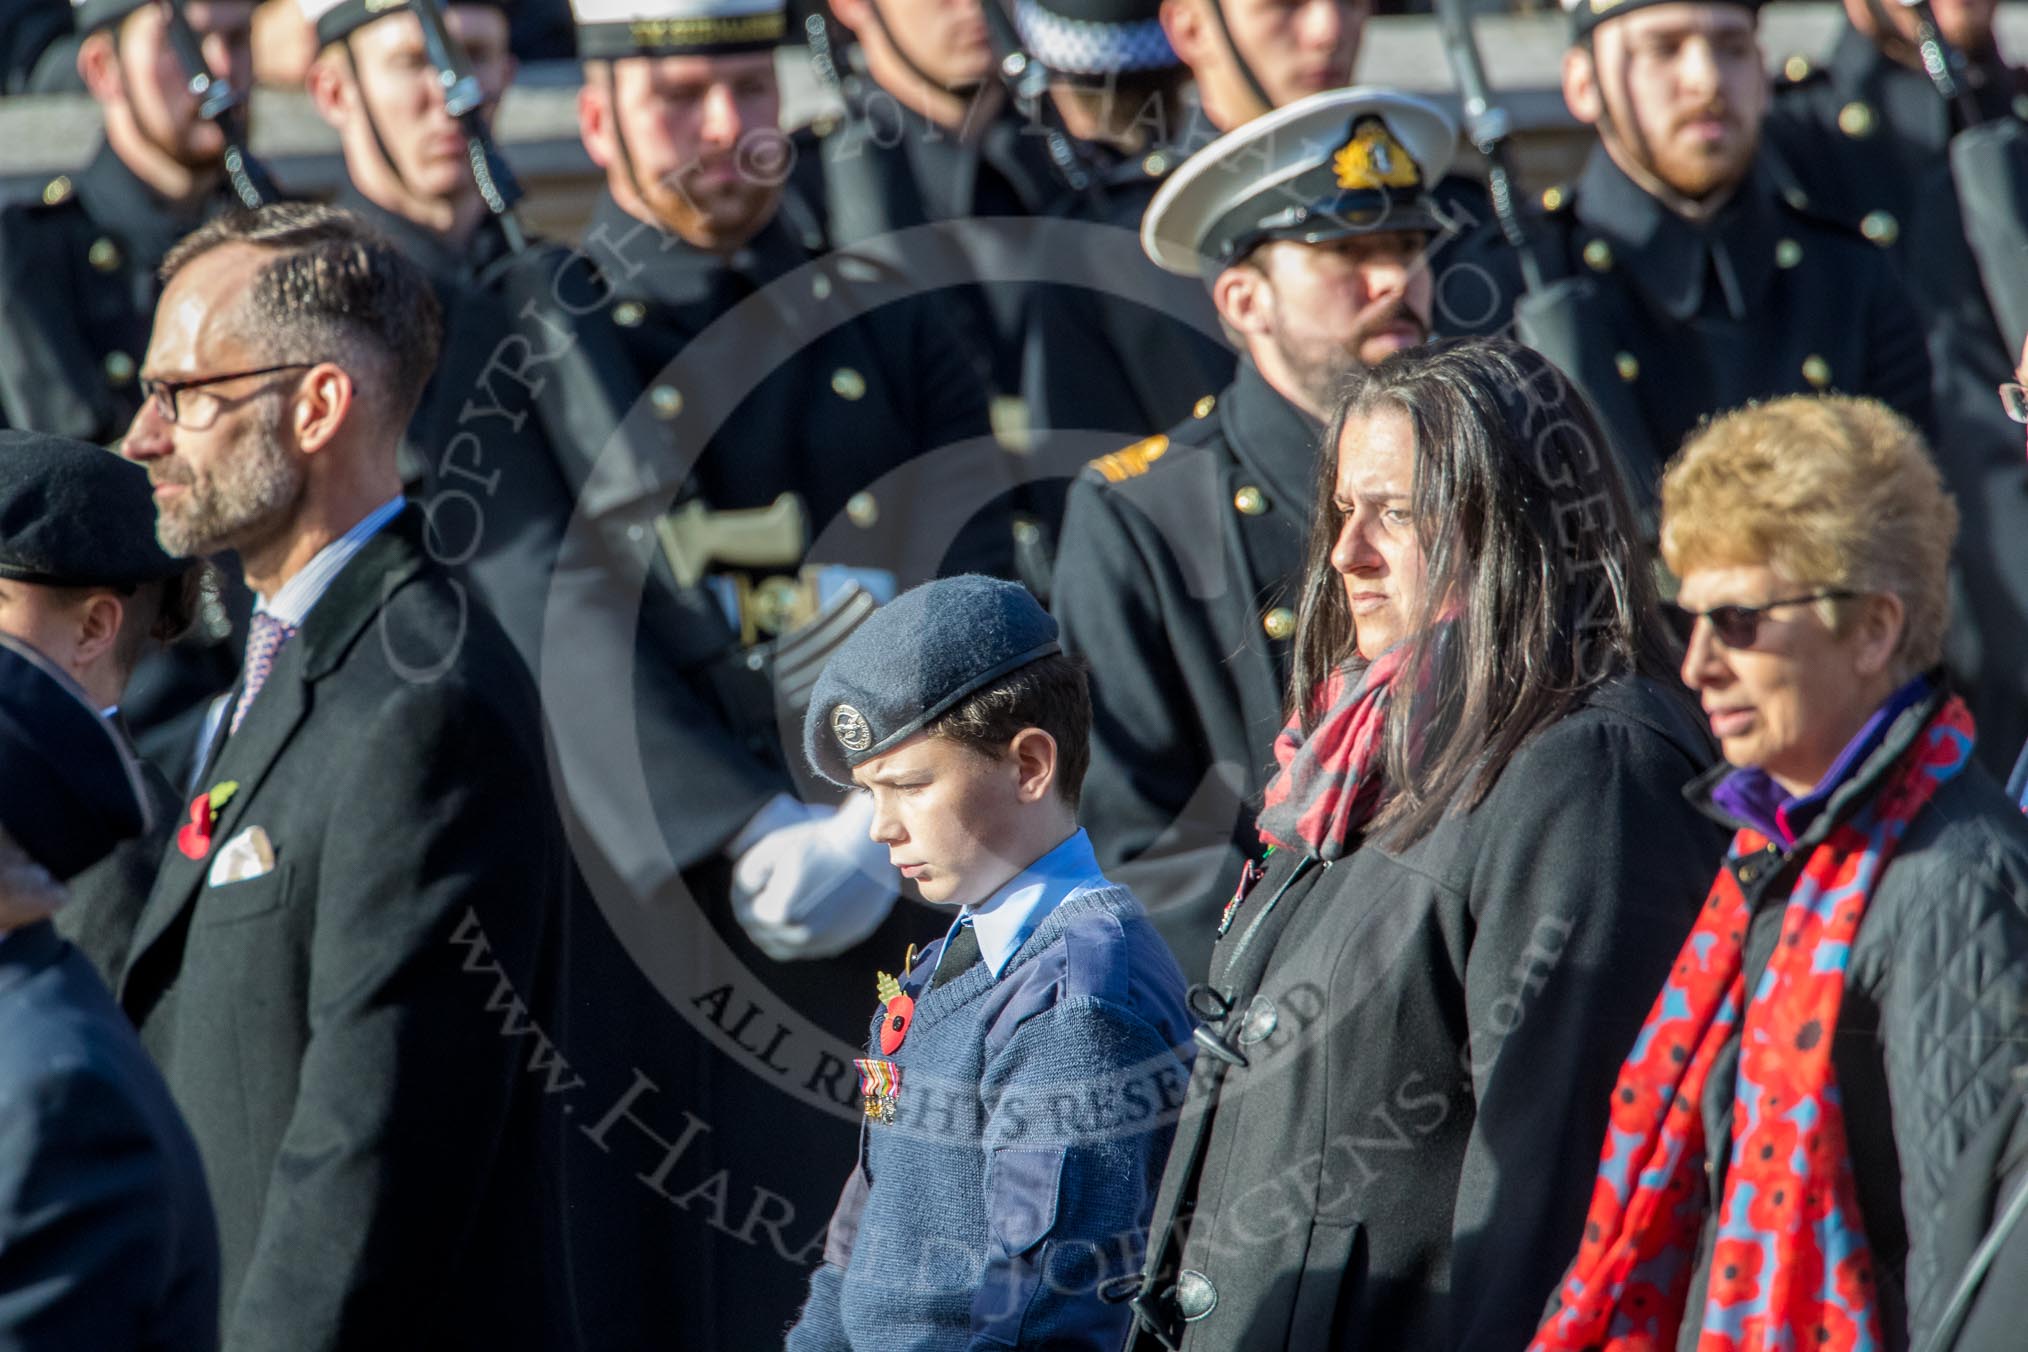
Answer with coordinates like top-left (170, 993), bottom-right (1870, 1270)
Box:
top-left (803, 575), bottom-right (1061, 788)
top-left (0, 429), bottom-right (187, 589)
top-left (0, 636), bottom-right (150, 881)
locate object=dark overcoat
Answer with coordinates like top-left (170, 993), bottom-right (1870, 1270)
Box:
top-left (117, 507), bottom-right (575, 1351)
top-left (0, 919), bottom-right (218, 1350)
top-left (1131, 675), bottom-right (1725, 1350)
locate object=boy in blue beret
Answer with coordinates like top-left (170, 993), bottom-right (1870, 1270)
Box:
top-left (786, 575), bottom-right (1194, 1352)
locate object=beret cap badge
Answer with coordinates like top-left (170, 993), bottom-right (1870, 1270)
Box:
top-left (831, 704), bottom-right (873, 752)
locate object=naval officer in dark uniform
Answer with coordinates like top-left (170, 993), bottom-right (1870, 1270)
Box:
top-left (1762, 0), bottom-right (2028, 768)
top-left (1438, 0), bottom-right (1934, 517)
top-left (452, 0), bottom-right (1008, 1341)
top-left (0, 0), bottom-right (255, 443)
top-left (1052, 87), bottom-right (1456, 979)
top-left (1011, 0), bottom-right (1232, 567)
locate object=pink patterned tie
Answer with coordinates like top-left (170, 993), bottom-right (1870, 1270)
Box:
top-left (229, 612), bottom-right (299, 735)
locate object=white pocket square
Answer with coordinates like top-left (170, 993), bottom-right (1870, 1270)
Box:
top-left (207, 826), bottom-right (276, 886)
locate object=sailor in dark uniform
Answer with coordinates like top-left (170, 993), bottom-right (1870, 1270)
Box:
top-left (796, 0), bottom-right (1063, 424)
top-left (0, 0), bottom-right (255, 443)
top-left (1436, 0), bottom-right (1934, 518)
top-left (1763, 0), bottom-right (2028, 767)
top-left (448, 0), bottom-right (1006, 1341)
top-left (1051, 87), bottom-right (1456, 979)
top-left (296, 0), bottom-right (521, 293)
top-left (1011, 0), bottom-right (1234, 576)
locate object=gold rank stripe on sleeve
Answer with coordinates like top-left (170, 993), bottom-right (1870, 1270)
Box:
top-left (1088, 434), bottom-right (1171, 484)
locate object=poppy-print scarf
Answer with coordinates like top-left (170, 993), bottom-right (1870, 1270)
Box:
top-left (1530, 695), bottom-right (1977, 1352)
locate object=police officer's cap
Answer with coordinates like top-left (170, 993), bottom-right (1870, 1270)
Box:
top-left (298, 0), bottom-right (517, 51)
top-left (1015, 0), bottom-right (1177, 81)
top-left (804, 576), bottom-right (1061, 789)
top-left (570, 0), bottom-right (786, 59)
top-left (0, 636), bottom-right (151, 881)
top-left (0, 431), bottom-right (186, 590)
top-left (1563, 0), bottom-right (1763, 45)
top-left (1141, 86), bottom-right (1458, 277)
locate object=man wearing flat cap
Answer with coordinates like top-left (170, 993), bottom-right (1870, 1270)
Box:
top-left (786, 574), bottom-right (1191, 1352)
top-left (0, 0), bottom-right (257, 443)
top-left (1439, 0), bottom-right (1933, 523)
top-left (0, 429), bottom-right (204, 991)
top-left (1051, 86), bottom-right (1455, 979)
top-left (0, 634), bottom-right (218, 1351)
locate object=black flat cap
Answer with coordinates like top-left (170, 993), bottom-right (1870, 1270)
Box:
top-left (804, 576), bottom-right (1061, 789)
top-left (0, 636), bottom-right (151, 880)
top-left (0, 430), bottom-right (186, 589)
top-left (1564, 0), bottom-right (1763, 44)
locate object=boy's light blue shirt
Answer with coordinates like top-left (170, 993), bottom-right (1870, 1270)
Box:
top-left (938, 828), bottom-right (1107, 979)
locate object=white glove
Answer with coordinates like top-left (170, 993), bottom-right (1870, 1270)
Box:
top-left (729, 793), bottom-right (898, 961)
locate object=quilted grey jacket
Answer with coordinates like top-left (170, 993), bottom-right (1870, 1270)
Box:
top-left (1683, 685), bottom-right (2028, 1351)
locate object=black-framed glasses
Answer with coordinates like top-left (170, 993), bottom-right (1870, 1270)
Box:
top-left (139, 362), bottom-right (314, 426)
top-left (1669, 589), bottom-right (1858, 649)
top-left (2000, 382), bottom-right (2028, 425)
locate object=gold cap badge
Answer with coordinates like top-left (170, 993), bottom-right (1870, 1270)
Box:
top-left (1332, 117), bottom-right (1421, 193)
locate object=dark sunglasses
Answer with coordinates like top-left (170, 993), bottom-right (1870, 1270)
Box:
top-left (2000, 381), bottom-right (2028, 425)
top-left (1667, 589), bottom-right (1857, 649)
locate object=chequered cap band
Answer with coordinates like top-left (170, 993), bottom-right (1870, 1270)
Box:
top-left (1013, 0), bottom-right (1177, 77)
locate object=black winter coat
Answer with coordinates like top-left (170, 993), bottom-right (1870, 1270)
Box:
top-left (1131, 675), bottom-right (1724, 1350)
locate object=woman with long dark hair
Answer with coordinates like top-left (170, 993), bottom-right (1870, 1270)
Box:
top-left (1126, 338), bottom-right (1727, 1350)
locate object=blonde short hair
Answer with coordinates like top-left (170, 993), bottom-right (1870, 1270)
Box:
top-left (1660, 396), bottom-right (1957, 673)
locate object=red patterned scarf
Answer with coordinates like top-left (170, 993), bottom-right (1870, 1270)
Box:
top-left (1530, 696), bottom-right (1977, 1352)
top-left (1257, 645), bottom-right (1410, 860)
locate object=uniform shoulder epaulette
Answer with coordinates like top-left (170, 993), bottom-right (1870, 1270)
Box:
top-left (1087, 433), bottom-right (1170, 483)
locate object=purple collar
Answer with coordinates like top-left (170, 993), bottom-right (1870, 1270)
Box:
top-left (1709, 675), bottom-right (1933, 846)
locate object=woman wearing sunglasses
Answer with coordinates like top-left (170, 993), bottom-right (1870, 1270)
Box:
top-left (1126, 338), bottom-right (1726, 1350)
top-left (1531, 395), bottom-right (2028, 1352)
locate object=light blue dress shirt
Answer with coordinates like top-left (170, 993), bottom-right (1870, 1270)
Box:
top-left (938, 828), bottom-right (1110, 980)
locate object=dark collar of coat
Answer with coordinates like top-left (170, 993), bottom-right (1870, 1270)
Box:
top-left (75, 141), bottom-right (223, 278)
top-left (332, 179), bottom-right (513, 292)
top-left (1572, 144), bottom-right (1781, 324)
top-left (584, 188), bottom-right (818, 313)
top-left (0, 919), bottom-right (66, 1005)
top-left (1221, 357), bottom-right (1323, 515)
top-left (1684, 672), bottom-right (1953, 849)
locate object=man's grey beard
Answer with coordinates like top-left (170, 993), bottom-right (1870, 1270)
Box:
top-left (155, 399), bottom-right (303, 559)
